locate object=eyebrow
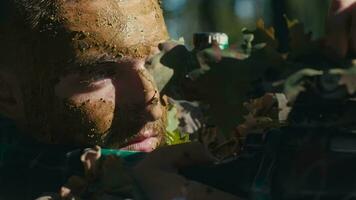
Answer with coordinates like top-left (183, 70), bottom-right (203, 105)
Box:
top-left (61, 49), bottom-right (156, 74)
top-left (84, 54), bottom-right (125, 66)
top-left (62, 54), bottom-right (124, 73)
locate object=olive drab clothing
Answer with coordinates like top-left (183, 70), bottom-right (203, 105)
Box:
top-left (0, 116), bottom-right (84, 200)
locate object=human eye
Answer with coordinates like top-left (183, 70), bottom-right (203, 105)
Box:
top-left (78, 63), bottom-right (117, 86)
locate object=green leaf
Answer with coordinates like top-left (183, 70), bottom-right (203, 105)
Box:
top-left (166, 130), bottom-right (190, 146)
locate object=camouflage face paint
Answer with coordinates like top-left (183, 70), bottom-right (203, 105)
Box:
top-left (18, 0), bottom-right (169, 148)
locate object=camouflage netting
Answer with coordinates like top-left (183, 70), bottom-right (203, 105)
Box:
top-left (147, 18), bottom-right (356, 160)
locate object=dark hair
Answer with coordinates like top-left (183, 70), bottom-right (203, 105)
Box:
top-left (0, 0), bottom-right (62, 32)
top-left (0, 0), bottom-right (65, 71)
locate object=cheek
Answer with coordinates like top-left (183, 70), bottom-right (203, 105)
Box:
top-left (79, 99), bottom-right (115, 134)
top-left (55, 76), bottom-right (117, 135)
top-left (56, 99), bottom-right (115, 145)
top-left (67, 84), bottom-right (116, 134)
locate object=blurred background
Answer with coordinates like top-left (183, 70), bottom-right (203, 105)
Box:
top-left (162, 0), bottom-right (332, 48)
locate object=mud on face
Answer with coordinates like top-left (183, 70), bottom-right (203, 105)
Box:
top-left (13, 0), bottom-right (169, 148)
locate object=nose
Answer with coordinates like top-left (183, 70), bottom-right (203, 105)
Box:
top-left (112, 59), bottom-right (163, 122)
top-left (138, 67), bottom-right (163, 122)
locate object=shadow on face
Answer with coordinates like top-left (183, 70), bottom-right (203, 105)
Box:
top-left (54, 57), bottom-right (167, 151)
top-left (0, 0), bottom-right (169, 151)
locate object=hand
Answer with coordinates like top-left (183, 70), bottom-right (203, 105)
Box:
top-left (325, 0), bottom-right (356, 58)
top-left (133, 142), bottom-right (242, 200)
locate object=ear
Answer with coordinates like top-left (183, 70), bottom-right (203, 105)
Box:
top-left (0, 70), bottom-right (24, 121)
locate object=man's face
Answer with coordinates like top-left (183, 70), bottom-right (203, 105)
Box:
top-left (22, 0), bottom-right (169, 152)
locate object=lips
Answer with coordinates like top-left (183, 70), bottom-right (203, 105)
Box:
top-left (120, 129), bottom-right (160, 152)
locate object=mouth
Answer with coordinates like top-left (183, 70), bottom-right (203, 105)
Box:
top-left (119, 129), bottom-right (160, 152)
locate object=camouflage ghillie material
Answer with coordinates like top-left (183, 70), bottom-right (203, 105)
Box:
top-left (149, 19), bottom-right (356, 160)
top-left (42, 146), bottom-right (142, 200)
top-left (0, 118), bottom-right (146, 200)
top-left (174, 18), bottom-right (356, 199)
top-left (0, 116), bottom-right (85, 200)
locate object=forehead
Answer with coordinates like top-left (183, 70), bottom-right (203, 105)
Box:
top-left (58, 0), bottom-right (168, 60)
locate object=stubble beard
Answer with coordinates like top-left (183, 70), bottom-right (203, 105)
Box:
top-left (104, 104), bottom-right (168, 150)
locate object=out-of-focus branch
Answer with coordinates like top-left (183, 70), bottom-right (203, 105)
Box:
top-left (272, 0), bottom-right (289, 53)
